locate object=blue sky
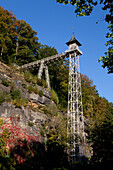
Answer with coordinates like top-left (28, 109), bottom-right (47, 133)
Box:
top-left (0, 0), bottom-right (113, 102)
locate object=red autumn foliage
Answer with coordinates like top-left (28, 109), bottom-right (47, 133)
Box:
top-left (1, 115), bottom-right (41, 164)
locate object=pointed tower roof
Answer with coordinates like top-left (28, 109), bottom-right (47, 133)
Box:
top-left (66, 32), bottom-right (82, 46)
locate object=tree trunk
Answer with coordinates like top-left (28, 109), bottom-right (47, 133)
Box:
top-left (1, 47), bottom-right (3, 57)
top-left (15, 41), bottom-right (18, 61)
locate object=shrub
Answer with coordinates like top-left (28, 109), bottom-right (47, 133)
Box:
top-left (48, 103), bottom-right (58, 116)
top-left (0, 95), bottom-right (5, 104)
top-left (37, 78), bottom-right (48, 88)
top-left (27, 85), bottom-right (34, 93)
top-left (10, 89), bottom-right (21, 100)
top-left (33, 86), bottom-right (39, 94)
top-left (37, 78), bottom-right (43, 86)
top-left (27, 85), bottom-right (39, 94)
top-left (22, 82), bottom-right (27, 89)
top-left (0, 91), bottom-right (12, 104)
top-left (5, 93), bottom-right (12, 102)
top-left (28, 121), bottom-right (34, 127)
top-left (13, 99), bottom-right (22, 108)
top-left (13, 98), bottom-right (28, 108)
top-left (42, 108), bottom-right (51, 115)
top-left (31, 76), bottom-right (37, 84)
top-left (50, 89), bottom-right (59, 105)
top-left (42, 79), bottom-right (48, 88)
top-left (38, 90), bottom-right (43, 97)
top-left (22, 98), bottom-right (28, 107)
top-left (24, 71), bottom-right (32, 83)
top-left (1, 78), bottom-right (10, 87)
top-left (10, 81), bottom-right (15, 91)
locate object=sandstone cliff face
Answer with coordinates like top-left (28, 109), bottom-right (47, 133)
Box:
top-left (0, 62), bottom-right (52, 138)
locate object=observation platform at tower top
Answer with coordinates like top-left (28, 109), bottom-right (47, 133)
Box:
top-left (21, 47), bottom-right (82, 70)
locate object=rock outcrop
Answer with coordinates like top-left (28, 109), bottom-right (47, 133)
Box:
top-left (0, 62), bottom-right (52, 138)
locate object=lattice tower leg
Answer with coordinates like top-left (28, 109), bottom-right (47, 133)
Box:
top-left (67, 52), bottom-right (86, 163)
top-left (45, 65), bottom-right (50, 89)
top-left (38, 61), bottom-right (44, 79)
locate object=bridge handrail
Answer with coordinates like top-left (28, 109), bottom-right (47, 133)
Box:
top-left (21, 52), bottom-right (66, 69)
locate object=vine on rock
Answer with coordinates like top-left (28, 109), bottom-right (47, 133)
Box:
top-left (0, 115), bottom-right (41, 165)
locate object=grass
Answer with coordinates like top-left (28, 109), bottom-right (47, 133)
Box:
top-left (10, 89), bottom-right (21, 100)
top-left (1, 78), bottom-right (10, 87)
top-left (27, 85), bottom-right (39, 94)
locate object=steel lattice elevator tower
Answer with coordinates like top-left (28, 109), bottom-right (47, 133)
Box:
top-left (66, 33), bottom-right (86, 163)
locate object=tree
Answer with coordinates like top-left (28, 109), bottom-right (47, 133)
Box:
top-left (39, 44), bottom-right (57, 59)
top-left (0, 6), bottom-right (18, 63)
top-left (42, 114), bottom-right (68, 169)
top-left (16, 19), bottom-right (40, 65)
top-left (56, 0), bottom-right (113, 73)
top-left (49, 60), bottom-right (69, 108)
top-left (0, 7), bottom-right (40, 65)
top-left (90, 103), bottom-right (113, 164)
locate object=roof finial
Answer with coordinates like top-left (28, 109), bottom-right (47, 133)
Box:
top-left (72, 32), bottom-right (75, 40)
top-left (66, 32), bottom-right (82, 46)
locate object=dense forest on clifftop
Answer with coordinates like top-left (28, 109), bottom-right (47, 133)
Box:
top-left (0, 6), bottom-right (113, 170)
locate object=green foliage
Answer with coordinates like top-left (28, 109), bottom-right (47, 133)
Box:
top-left (37, 78), bottom-right (42, 86)
top-left (50, 89), bottom-right (59, 105)
top-left (42, 114), bottom-right (68, 169)
top-left (98, 19), bottom-right (113, 73)
top-left (22, 82), bottom-right (27, 89)
top-left (27, 84), bottom-right (34, 93)
top-left (0, 7), bottom-right (40, 65)
top-left (28, 121), bottom-right (34, 127)
top-left (48, 103), bottom-right (58, 116)
top-left (27, 85), bottom-right (39, 94)
top-left (38, 90), bottom-right (43, 97)
top-left (41, 103), bottom-right (58, 116)
top-left (24, 71), bottom-right (32, 83)
top-left (49, 60), bottom-right (68, 108)
top-left (99, 47), bottom-right (113, 73)
top-left (38, 105), bottom-right (43, 109)
top-left (33, 86), bottom-right (39, 94)
top-left (10, 89), bottom-right (21, 100)
top-left (24, 71), bottom-right (47, 89)
top-left (0, 91), bottom-right (12, 104)
top-left (24, 71), bottom-right (39, 86)
top-left (0, 119), bottom-right (10, 157)
top-left (13, 98), bottom-right (28, 108)
top-left (10, 81), bottom-right (15, 92)
top-left (39, 44), bottom-right (57, 59)
top-left (37, 78), bottom-right (48, 88)
top-left (56, 0), bottom-right (97, 16)
top-left (90, 105), bottom-right (113, 163)
top-left (16, 19), bottom-right (40, 66)
top-left (42, 107), bottom-right (51, 115)
top-left (1, 78), bottom-right (10, 87)
top-left (0, 94), bottom-right (5, 104)
top-left (0, 6), bottom-right (18, 64)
